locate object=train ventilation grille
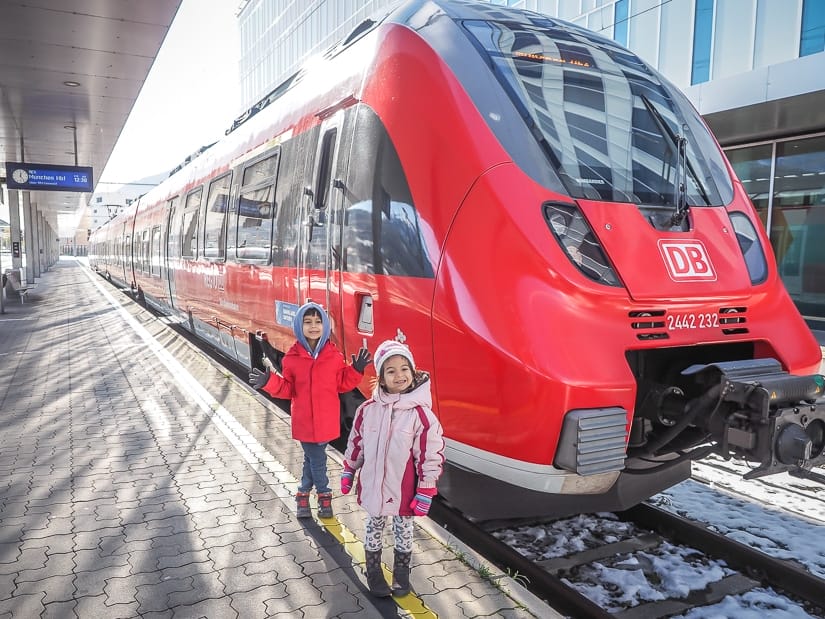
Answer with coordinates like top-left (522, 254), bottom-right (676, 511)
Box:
top-left (628, 310), bottom-right (669, 340)
top-left (719, 306), bottom-right (748, 335)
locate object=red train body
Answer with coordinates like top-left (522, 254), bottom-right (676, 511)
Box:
top-left (90, 0), bottom-right (825, 519)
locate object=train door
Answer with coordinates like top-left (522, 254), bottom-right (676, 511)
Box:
top-left (324, 109), bottom-right (356, 350)
top-left (165, 196), bottom-right (181, 311)
top-left (299, 113), bottom-right (344, 314)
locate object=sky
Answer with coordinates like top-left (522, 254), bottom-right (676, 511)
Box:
top-left (96, 0), bottom-right (241, 188)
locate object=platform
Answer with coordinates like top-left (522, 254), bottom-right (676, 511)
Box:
top-left (0, 259), bottom-right (552, 618)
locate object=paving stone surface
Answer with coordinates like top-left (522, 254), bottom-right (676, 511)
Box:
top-left (0, 260), bottom-right (544, 618)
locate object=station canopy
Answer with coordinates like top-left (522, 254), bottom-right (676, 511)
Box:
top-left (0, 1), bottom-right (182, 229)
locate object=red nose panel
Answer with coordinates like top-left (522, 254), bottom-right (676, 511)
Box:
top-left (577, 200), bottom-right (753, 302)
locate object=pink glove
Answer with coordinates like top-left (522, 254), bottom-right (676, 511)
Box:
top-left (340, 465), bottom-right (355, 495)
top-left (409, 486), bottom-right (437, 516)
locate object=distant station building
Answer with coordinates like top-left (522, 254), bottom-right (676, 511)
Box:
top-left (237, 0), bottom-right (825, 329)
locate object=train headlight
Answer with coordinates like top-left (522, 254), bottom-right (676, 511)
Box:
top-left (729, 211), bottom-right (768, 284)
top-left (543, 202), bottom-right (622, 287)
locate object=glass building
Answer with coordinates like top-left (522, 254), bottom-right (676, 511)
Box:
top-left (237, 0), bottom-right (825, 330)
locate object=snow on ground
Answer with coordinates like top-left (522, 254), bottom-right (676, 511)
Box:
top-left (652, 458), bottom-right (825, 579)
top-left (495, 455), bottom-right (825, 618)
top-left (675, 588), bottom-right (822, 619)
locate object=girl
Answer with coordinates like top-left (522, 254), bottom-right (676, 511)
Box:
top-left (341, 339), bottom-right (445, 597)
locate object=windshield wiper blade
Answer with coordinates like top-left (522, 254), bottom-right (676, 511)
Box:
top-left (639, 94), bottom-right (711, 221)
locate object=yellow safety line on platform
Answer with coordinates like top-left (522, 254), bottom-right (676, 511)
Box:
top-left (83, 266), bottom-right (438, 618)
top-left (320, 516), bottom-right (439, 618)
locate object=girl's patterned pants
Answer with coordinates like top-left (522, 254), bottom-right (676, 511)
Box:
top-left (364, 515), bottom-right (414, 552)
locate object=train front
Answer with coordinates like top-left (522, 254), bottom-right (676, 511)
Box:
top-left (417, 2), bottom-right (825, 519)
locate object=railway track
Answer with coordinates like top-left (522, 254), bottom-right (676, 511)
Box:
top-left (431, 500), bottom-right (825, 618)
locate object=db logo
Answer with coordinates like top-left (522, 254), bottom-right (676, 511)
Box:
top-left (658, 240), bottom-right (717, 281)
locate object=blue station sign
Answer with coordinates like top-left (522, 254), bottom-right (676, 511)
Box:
top-left (5, 161), bottom-right (94, 192)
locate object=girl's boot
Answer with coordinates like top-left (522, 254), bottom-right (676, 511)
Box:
top-left (364, 550), bottom-right (392, 597)
top-left (296, 492), bottom-right (311, 519)
top-left (391, 551), bottom-right (412, 596)
top-left (317, 492), bottom-right (333, 518)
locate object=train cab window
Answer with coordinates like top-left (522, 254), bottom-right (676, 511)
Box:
top-left (181, 188), bottom-right (202, 259)
top-left (203, 173), bottom-right (231, 260)
top-left (232, 152), bottom-right (279, 262)
top-left (460, 19), bottom-right (733, 208)
top-left (343, 106), bottom-right (434, 278)
top-left (150, 226), bottom-right (162, 276)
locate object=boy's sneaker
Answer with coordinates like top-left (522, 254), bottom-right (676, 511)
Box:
top-left (317, 492), bottom-right (333, 518)
top-left (296, 492), bottom-right (311, 518)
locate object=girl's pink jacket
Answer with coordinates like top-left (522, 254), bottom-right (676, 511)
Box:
top-left (261, 341), bottom-right (362, 443)
top-left (343, 373), bottom-right (445, 516)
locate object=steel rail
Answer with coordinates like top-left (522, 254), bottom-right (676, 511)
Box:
top-left (618, 503), bottom-right (825, 613)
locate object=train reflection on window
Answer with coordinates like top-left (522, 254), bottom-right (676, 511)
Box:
top-left (461, 18), bottom-right (733, 208)
top-left (343, 106), bottom-right (433, 278)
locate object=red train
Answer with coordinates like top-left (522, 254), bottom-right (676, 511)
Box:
top-left (90, 0), bottom-right (825, 519)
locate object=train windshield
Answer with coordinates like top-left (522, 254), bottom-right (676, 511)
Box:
top-left (462, 19), bottom-right (733, 208)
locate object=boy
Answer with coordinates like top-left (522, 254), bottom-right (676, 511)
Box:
top-left (249, 301), bottom-right (370, 518)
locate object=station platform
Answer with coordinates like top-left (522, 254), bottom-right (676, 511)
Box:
top-left (0, 259), bottom-right (550, 618)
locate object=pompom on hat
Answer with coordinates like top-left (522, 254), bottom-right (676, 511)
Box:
top-left (373, 340), bottom-right (415, 377)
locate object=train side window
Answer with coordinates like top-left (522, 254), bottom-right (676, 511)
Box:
top-left (203, 173), bottom-right (231, 260)
top-left (167, 196), bottom-right (181, 259)
top-left (150, 226), bottom-right (162, 276)
top-left (141, 229), bottom-right (150, 273)
top-left (181, 188), bottom-right (202, 259)
top-left (272, 140), bottom-right (301, 266)
top-left (343, 106), bottom-right (433, 278)
top-left (233, 151), bottom-right (279, 262)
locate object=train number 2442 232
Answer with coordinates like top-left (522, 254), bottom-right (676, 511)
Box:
top-left (667, 313), bottom-right (720, 330)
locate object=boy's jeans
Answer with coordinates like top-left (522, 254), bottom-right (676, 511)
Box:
top-left (299, 442), bottom-right (329, 493)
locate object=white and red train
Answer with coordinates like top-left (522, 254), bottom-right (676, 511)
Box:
top-left (91, 0), bottom-right (825, 519)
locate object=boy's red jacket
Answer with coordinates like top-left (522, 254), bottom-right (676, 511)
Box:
top-left (261, 341), bottom-right (362, 442)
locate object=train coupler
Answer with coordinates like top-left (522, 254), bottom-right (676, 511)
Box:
top-left (682, 359), bottom-right (825, 479)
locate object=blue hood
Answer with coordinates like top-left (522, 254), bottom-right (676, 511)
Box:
top-left (292, 301), bottom-right (330, 358)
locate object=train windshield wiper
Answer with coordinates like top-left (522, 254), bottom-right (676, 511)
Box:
top-left (639, 94), bottom-right (711, 224)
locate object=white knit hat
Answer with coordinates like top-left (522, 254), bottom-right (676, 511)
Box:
top-left (373, 340), bottom-right (415, 377)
